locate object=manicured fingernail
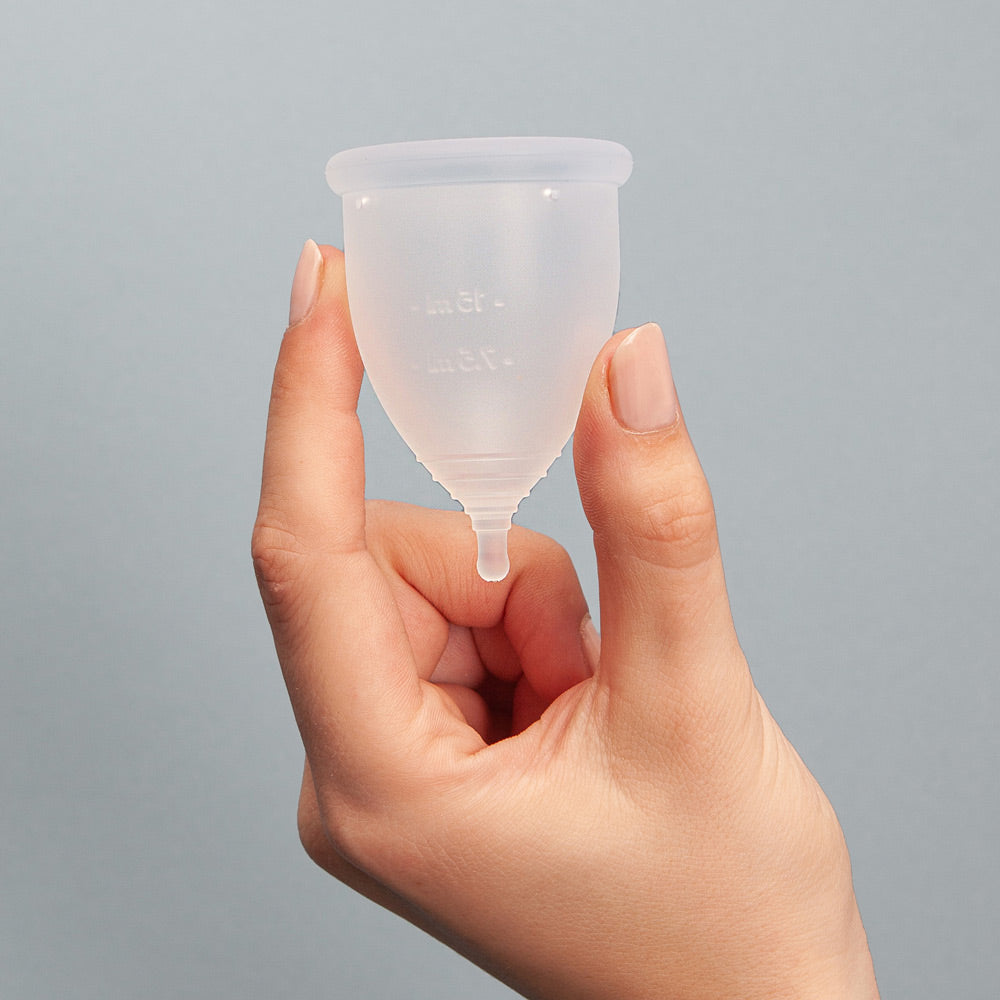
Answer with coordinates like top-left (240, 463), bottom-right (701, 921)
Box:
top-left (580, 614), bottom-right (601, 675)
top-left (609, 322), bottom-right (679, 432)
top-left (288, 239), bottom-right (322, 326)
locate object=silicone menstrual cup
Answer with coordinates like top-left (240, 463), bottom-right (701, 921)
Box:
top-left (326, 137), bottom-right (632, 581)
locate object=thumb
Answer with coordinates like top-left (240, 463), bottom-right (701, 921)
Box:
top-left (573, 323), bottom-right (747, 716)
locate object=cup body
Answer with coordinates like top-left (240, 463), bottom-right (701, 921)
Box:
top-left (327, 138), bottom-right (632, 577)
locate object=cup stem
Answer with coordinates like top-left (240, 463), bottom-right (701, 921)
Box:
top-left (473, 526), bottom-right (511, 582)
top-left (467, 506), bottom-right (514, 581)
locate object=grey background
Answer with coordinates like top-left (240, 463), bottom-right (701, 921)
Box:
top-left (2, 1), bottom-right (997, 997)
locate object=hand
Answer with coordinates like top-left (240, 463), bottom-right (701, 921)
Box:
top-left (252, 241), bottom-right (879, 1000)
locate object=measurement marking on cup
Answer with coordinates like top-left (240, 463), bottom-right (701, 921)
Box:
top-left (409, 289), bottom-right (506, 316)
top-left (418, 346), bottom-right (514, 375)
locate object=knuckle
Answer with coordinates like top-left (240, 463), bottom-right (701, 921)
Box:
top-left (296, 762), bottom-right (378, 876)
top-left (305, 761), bottom-right (461, 882)
top-left (297, 791), bottom-right (335, 866)
top-left (582, 432), bottom-right (723, 573)
top-left (297, 789), bottom-right (377, 877)
top-left (251, 517), bottom-right (309, 615)
top-left (308, 785), bottom-right (405, 877)
top-left (625, 473), bottom-right (720, 571)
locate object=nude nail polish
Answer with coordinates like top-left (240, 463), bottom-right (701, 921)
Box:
top-left (288, 239), bottom-right (322, 326)
top-left (609, 322), bottom-right (679, 432)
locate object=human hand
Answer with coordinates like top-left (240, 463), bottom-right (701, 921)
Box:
top-left (252, 241), bottom-right (879, 999)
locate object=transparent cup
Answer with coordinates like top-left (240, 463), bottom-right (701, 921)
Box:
top-left (326, 137), bottom-right (633, 580)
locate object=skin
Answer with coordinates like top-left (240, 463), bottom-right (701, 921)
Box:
top-left (252, 245), bottom-right (880, 999)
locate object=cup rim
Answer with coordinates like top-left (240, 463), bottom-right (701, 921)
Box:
top-left (326, 137), bottom-right (633, 194)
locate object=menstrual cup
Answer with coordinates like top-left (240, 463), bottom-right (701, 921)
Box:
top-left (326, 137), bottom-right (632, 581)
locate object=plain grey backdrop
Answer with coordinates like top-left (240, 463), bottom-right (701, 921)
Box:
top-left (2, 1), bottom-right (997, 996)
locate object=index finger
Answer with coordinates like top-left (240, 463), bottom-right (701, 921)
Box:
top-left (257, 243), bottom-right (365, 554)
top-left (252, 243), bottom-right (426, 787)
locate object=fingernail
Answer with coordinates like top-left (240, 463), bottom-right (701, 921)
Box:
top-left (288, 239), bottom-right (322, 326)
top-left (609, 322), bottom-right (679, 432)
top-left (580, 614), bottom-right (601, 675)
